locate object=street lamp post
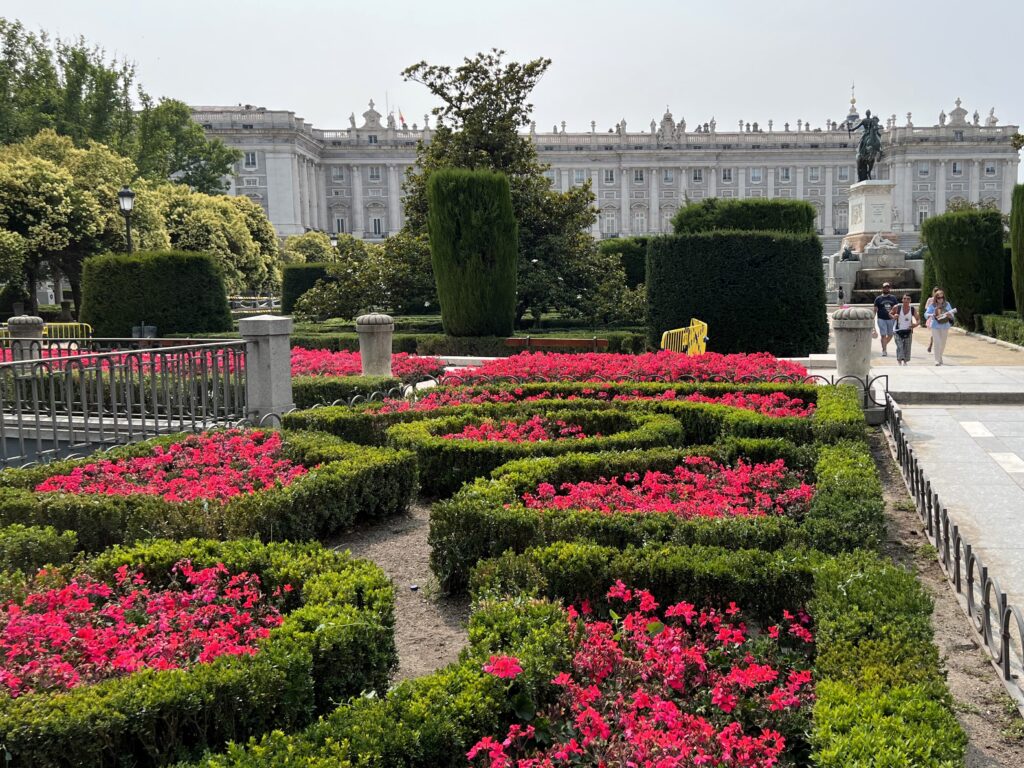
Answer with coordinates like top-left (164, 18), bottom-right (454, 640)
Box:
top-left (117, 185), bottom-right (136, 254)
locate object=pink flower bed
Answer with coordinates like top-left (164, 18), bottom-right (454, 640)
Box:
top-left (522, 457), bottom-right (814, 519)
top-left (442, 415), bottom-right (591, 443)
top-left (373, 387), bottom-right (813, 418)
top-left (34, 430), bottom-right (307, 503)
top-left (448, 351), bottom-right (808, 384)
top-left (290, 347), bottom-right (444, 381)
top-left (469, 582), bottom-right (814, 767)
top-left (0, 561), bottom-right (284, 697)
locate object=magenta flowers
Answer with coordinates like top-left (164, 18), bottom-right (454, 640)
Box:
top-left (442, 416), bottom-right (592, 443)
top-left (290, 348), bottom-right (444, 380)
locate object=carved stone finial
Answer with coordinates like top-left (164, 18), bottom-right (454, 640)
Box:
top-left (368, 99), bottom-right (375, 110)
top-left (986, 107), bottom-right (998, 127)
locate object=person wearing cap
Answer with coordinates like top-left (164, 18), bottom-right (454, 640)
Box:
top-left (872, 283), bottom-right (899, 357)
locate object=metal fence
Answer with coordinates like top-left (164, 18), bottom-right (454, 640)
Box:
top-left (660, 320), bottom-right (709, 355)
top-left (0, 340), bottom-right (247, 467)
top-left (886, 395), bottom-right (1024, 710)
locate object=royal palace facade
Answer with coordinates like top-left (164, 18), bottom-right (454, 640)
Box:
top-left (192, 97), bottom-right (1019, 252)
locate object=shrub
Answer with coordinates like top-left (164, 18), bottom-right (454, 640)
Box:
top-left (386, 409), bottom-right (683, 497)
top-left (292, 375), bottom-right (401, 408)
top-left (0, 430), bottom-right (417, 551)
top-left (0, 523), bottom-right (77, 572)
top-left (1012, 184), bottom-right (1024, 316)
top-left (597, 236), bottom-right (647, 287)
top-left (281, 263), bottom-right (331, 313)
top-left (672, 198), bottom-right (816, 234)
top-left (646, 231), bottom-right (828, 355)
top-left (922, 208), bottom-right (1004, 329)
top-left (427, 168), bottom-right (518, 336)
top-left (0, 538), bottom-right (396, 767)
top-left (431, 438), bottom-right (880, 592)
top-left (1004, 243), bottom-right (1016, 311)
top-left (80, 250), bottom-right (232, 336)
top-left (978, 312), bottom-right (1024, 346)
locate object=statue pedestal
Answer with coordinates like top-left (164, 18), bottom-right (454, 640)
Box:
top-left (847, 180), bottom-right (895, 237)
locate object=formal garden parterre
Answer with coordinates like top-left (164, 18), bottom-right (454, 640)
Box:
top-left (0, 351), bottom-right (969, 766)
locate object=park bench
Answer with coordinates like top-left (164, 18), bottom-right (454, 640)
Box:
top-left (504, 336), bottom-right (609, 352)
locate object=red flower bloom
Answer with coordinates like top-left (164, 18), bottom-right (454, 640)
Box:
top-left (482, 654), bottom-right (523, 679)
top-left (290, 348), bottom-right (444, 380)
top-left (442, 416), bottom-right (591, 443)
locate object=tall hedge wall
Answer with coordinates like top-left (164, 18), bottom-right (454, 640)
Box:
top-left (921, 209), bottom-right (1004, 329)
top-left (80, 251), bottom-right (232, 337)
top-left (646, 231), bottom-right (828, 355)
top-left (1012, 184), bottom-right (1024, 316)
top-left (672, 198), bottom-right (816, 234)
top-left (282, 263), bottom-right (331, 314)
top-left (597, 236), bottom-right (648, 287)
top-left (426, 168), bottom-right (518, 337)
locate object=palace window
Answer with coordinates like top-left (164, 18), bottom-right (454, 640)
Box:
top-left (243, 177), bottom-right (259, 187)
top-left (332, 167), bottom-right (345, 181)
top-left (574, 169), bottom-right (586, 184)
top-left (917, 203), bottom-right (930, 226)
top-left (917, 162), bottom-right (930, 177)
top-left (721, 168), bottom-right (733, 183)
top-left (368, 166), bottom-right (382, 181)
top-left (243, 152), bottom-right (257, 169)
top-left (544, 169), bottom-right (558, 185)
top-left (601, 211), bottom-right (617, 234)
top-left (953, 130), bottom-right (964, 142)
top-left (835, 205), bottom-right (848, 230)
top-left (372, 217), bottom-right (384, 236)
top-left (779, 167), bottom-right (791, 182)
top-left (367, 135), bottom-right (378, 144)
top-left (241, 124), bottom-right (253, 130)
top-left (632, 209), bottom-right (647, 232)
top-left (837, 166), bottom-right (850, 182)
top-left (808, 167), bottom-right (820, 182)
top-left (633, 169), bottom-right (645, 184)
top-left (951, 161), bottom-right (963, 176)
top-left (663, 169), bottom-right (674, 184)
top-left (604, 169), bottom-right (615, 184)
top-left (749, 168), bottom-right (763, 183)
top-left (692, 168), bottom-right (704, 183)
top-left (335, 217), bottom-right (346, 234)
top-left (985, 162), bottom-right (997, 176)
top-left (662, 210), bottom-right (675, 230)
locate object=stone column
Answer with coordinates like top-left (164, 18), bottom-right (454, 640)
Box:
top-left (591, 169), bottom-right (601, 237)
top-left (969, 160), bottom-right (980, 204)
top-left (8, 315), bottom-right (44, 363)
top-left (387, 165), bottom-right (402, 234)
top-left (238, 314), bottom-right (294, 424)
top-left (832, 306), bottom-right (874, 387)
top-left (796, 166), bottom-right (805, 199)
top-left (351, 164), bottom-right (365, 237)
top-left (304, 160), bottom-right (316, 228)
top-left (356, 313), bottom-right (394, 377)
top-left (904, 162), bottom-right (914, 231)
top-left (620, 166), bottom-right (630, 235)
top-left (649, 167), bottom-right (659, 233)
top-left (708, 167), bottom-right (717, 197)
top-left (767, 167), bottom-right (775, 198)
top-left (936, 160), bottom-right (947, 215)
top-left (679, 165), bottom-right (688, 199)
top-left (561, 168), bottom-right (570, 193)
top-left (824, 166), bottom-right (834, 233)
top-left (738, 167), bottom-right (746, 199)
top-left (290, 155), bottom-right (303, 229)
top-left (1002, 161), bottom-right (1014, 213)
top-left (318, 165), bottom-right (329, 231)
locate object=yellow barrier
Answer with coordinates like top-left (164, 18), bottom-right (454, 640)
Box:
top-left (660, 319), bottom-right (708, 355)
top-left (42, 322), bottom-right (93, 340)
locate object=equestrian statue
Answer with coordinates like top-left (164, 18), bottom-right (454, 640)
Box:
top-left (846, 109), bottom-right (884, 181)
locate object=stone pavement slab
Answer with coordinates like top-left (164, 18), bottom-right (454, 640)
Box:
top-left (898, 406), bottom-right (1024, 611)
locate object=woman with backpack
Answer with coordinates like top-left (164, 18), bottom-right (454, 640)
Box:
top-left (889, 294), bottom-right (919, 366)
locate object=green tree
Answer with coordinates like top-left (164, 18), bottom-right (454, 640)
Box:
top-left (401, 50), bottom-right (597, 324)
top-left (0, 229), bottom-right (25, 285)
top-left (1011, 185), bottom-right (1024, 316)
top-left (282, 231), bottom-right (335, 264)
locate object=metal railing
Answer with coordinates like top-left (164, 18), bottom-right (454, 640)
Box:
top-left (885, 394), bottom-right (1024, 711)
top-left (0, 340), bottom-right (247, 468)
top-left (660, 319), bottom-right (709, 355)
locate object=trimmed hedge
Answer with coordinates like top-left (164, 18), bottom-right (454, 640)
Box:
top-left (922, 208), bottom-right (1004, 329)
top-left (0, 523), bottom-right (78, 572)
top-left (431, 438), bottom-right (882, 593)
top-left (281, 263), bottom-right (331, 314)
top-left (0, 430), bottom-right (417, 551)
top-left (284, 382), bottom-right (862, 448)
top-left (672, 198), bottom-right (817, 234)
top-left (386, 408), bottom-right (683, 498)
top-left (978, 312), bottom-right (1024, 347)
top-left (0, 538), bottom-right (397, 767)
top-left (292, 375), bottom-right (401, 409)
top-left (646, 231), bottom-right (829, 355)
top-left (1012, 184), bottom-right (1024, 316)
top-left (80, 250), bottom-right (233, 336)
top-left (427, 168), bottom-right (518, 337)
top-left (597, 236), bottom-right (648, 287)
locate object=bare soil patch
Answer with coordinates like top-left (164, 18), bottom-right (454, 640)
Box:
top-left (329, 502), bottom-right (469, 682)
top-left (871, 431), bottom-right (1024, 765)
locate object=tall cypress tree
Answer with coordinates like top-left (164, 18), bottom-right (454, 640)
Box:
top-left (1011, 184), bottom-right (1024, 317)
top-left (427, 168), bottom-right (518, 336)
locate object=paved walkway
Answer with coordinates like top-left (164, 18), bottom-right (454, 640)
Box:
top-left (896, 405), bottom-right (1024, 610)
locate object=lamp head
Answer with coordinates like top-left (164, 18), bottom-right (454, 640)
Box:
top-left (117, 185), bottom-right (136, 214)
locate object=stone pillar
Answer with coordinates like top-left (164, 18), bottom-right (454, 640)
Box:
top-left (387, 165), bottom-right (402, 234)
top-left (351, 164), bottom-right (365, 237)
top-left (649, 167), bottom-right (659, 232)
top-left (238, 315), bottom-right (294, 424)
top-left (934, 160), bottom-right (946, 215)
top-left (1002, 160), bottom-right (1015, 213)
top-left (560, 168), bottom-right (570, 193)
top-left (767, 167), bottom-right (775, 198)
top-left (619, 166), bottom-right (630, 234)
top-left (590, 169), bottom-right (601, 237)
top-left (356, 313), bottom-right (394, 377)
top-left (679, 166), bottom-right (688, 198)
top-left (8, 315), bottom-right (44, 363)
top-left (738, 167), bottom-right (746, 199)
top-left (904, 162), bottom-right (914, 231)
top-left (832, 306), bottom-right (874, 388)
top-left (291, 155), bottom-right (303, 228)
top-left (796, 166), bottom-right (805, 199)
top-left (708, 167), bottom-right (717, 197)
top-left (969, 160), bottom-right (980, 203)
top-left (824, 166), bottom-right (834, 233)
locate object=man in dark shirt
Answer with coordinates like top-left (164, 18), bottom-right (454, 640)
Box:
top-left (873, 283), bottom-right (898, 357)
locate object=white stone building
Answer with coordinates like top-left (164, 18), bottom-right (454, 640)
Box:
top-left (192, 97), bottom-right (1019, 253)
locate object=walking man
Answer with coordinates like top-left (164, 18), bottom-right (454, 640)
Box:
top-left (873, 283), bottom-right (899, 357)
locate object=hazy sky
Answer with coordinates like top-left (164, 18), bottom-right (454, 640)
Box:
top-left (6, 0), bottom-right (1023, 152)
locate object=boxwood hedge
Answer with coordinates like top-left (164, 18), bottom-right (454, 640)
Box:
top-left (292, 375), bottom-right (402, 409)
top-left (0, 538), bottom-right (397, 767)
top-left (0, 430), bottom-right (417, 552)
top-left (385, 408), bottom-right (683, 497)
top-left (430, 438), bottom-right (882, 592)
